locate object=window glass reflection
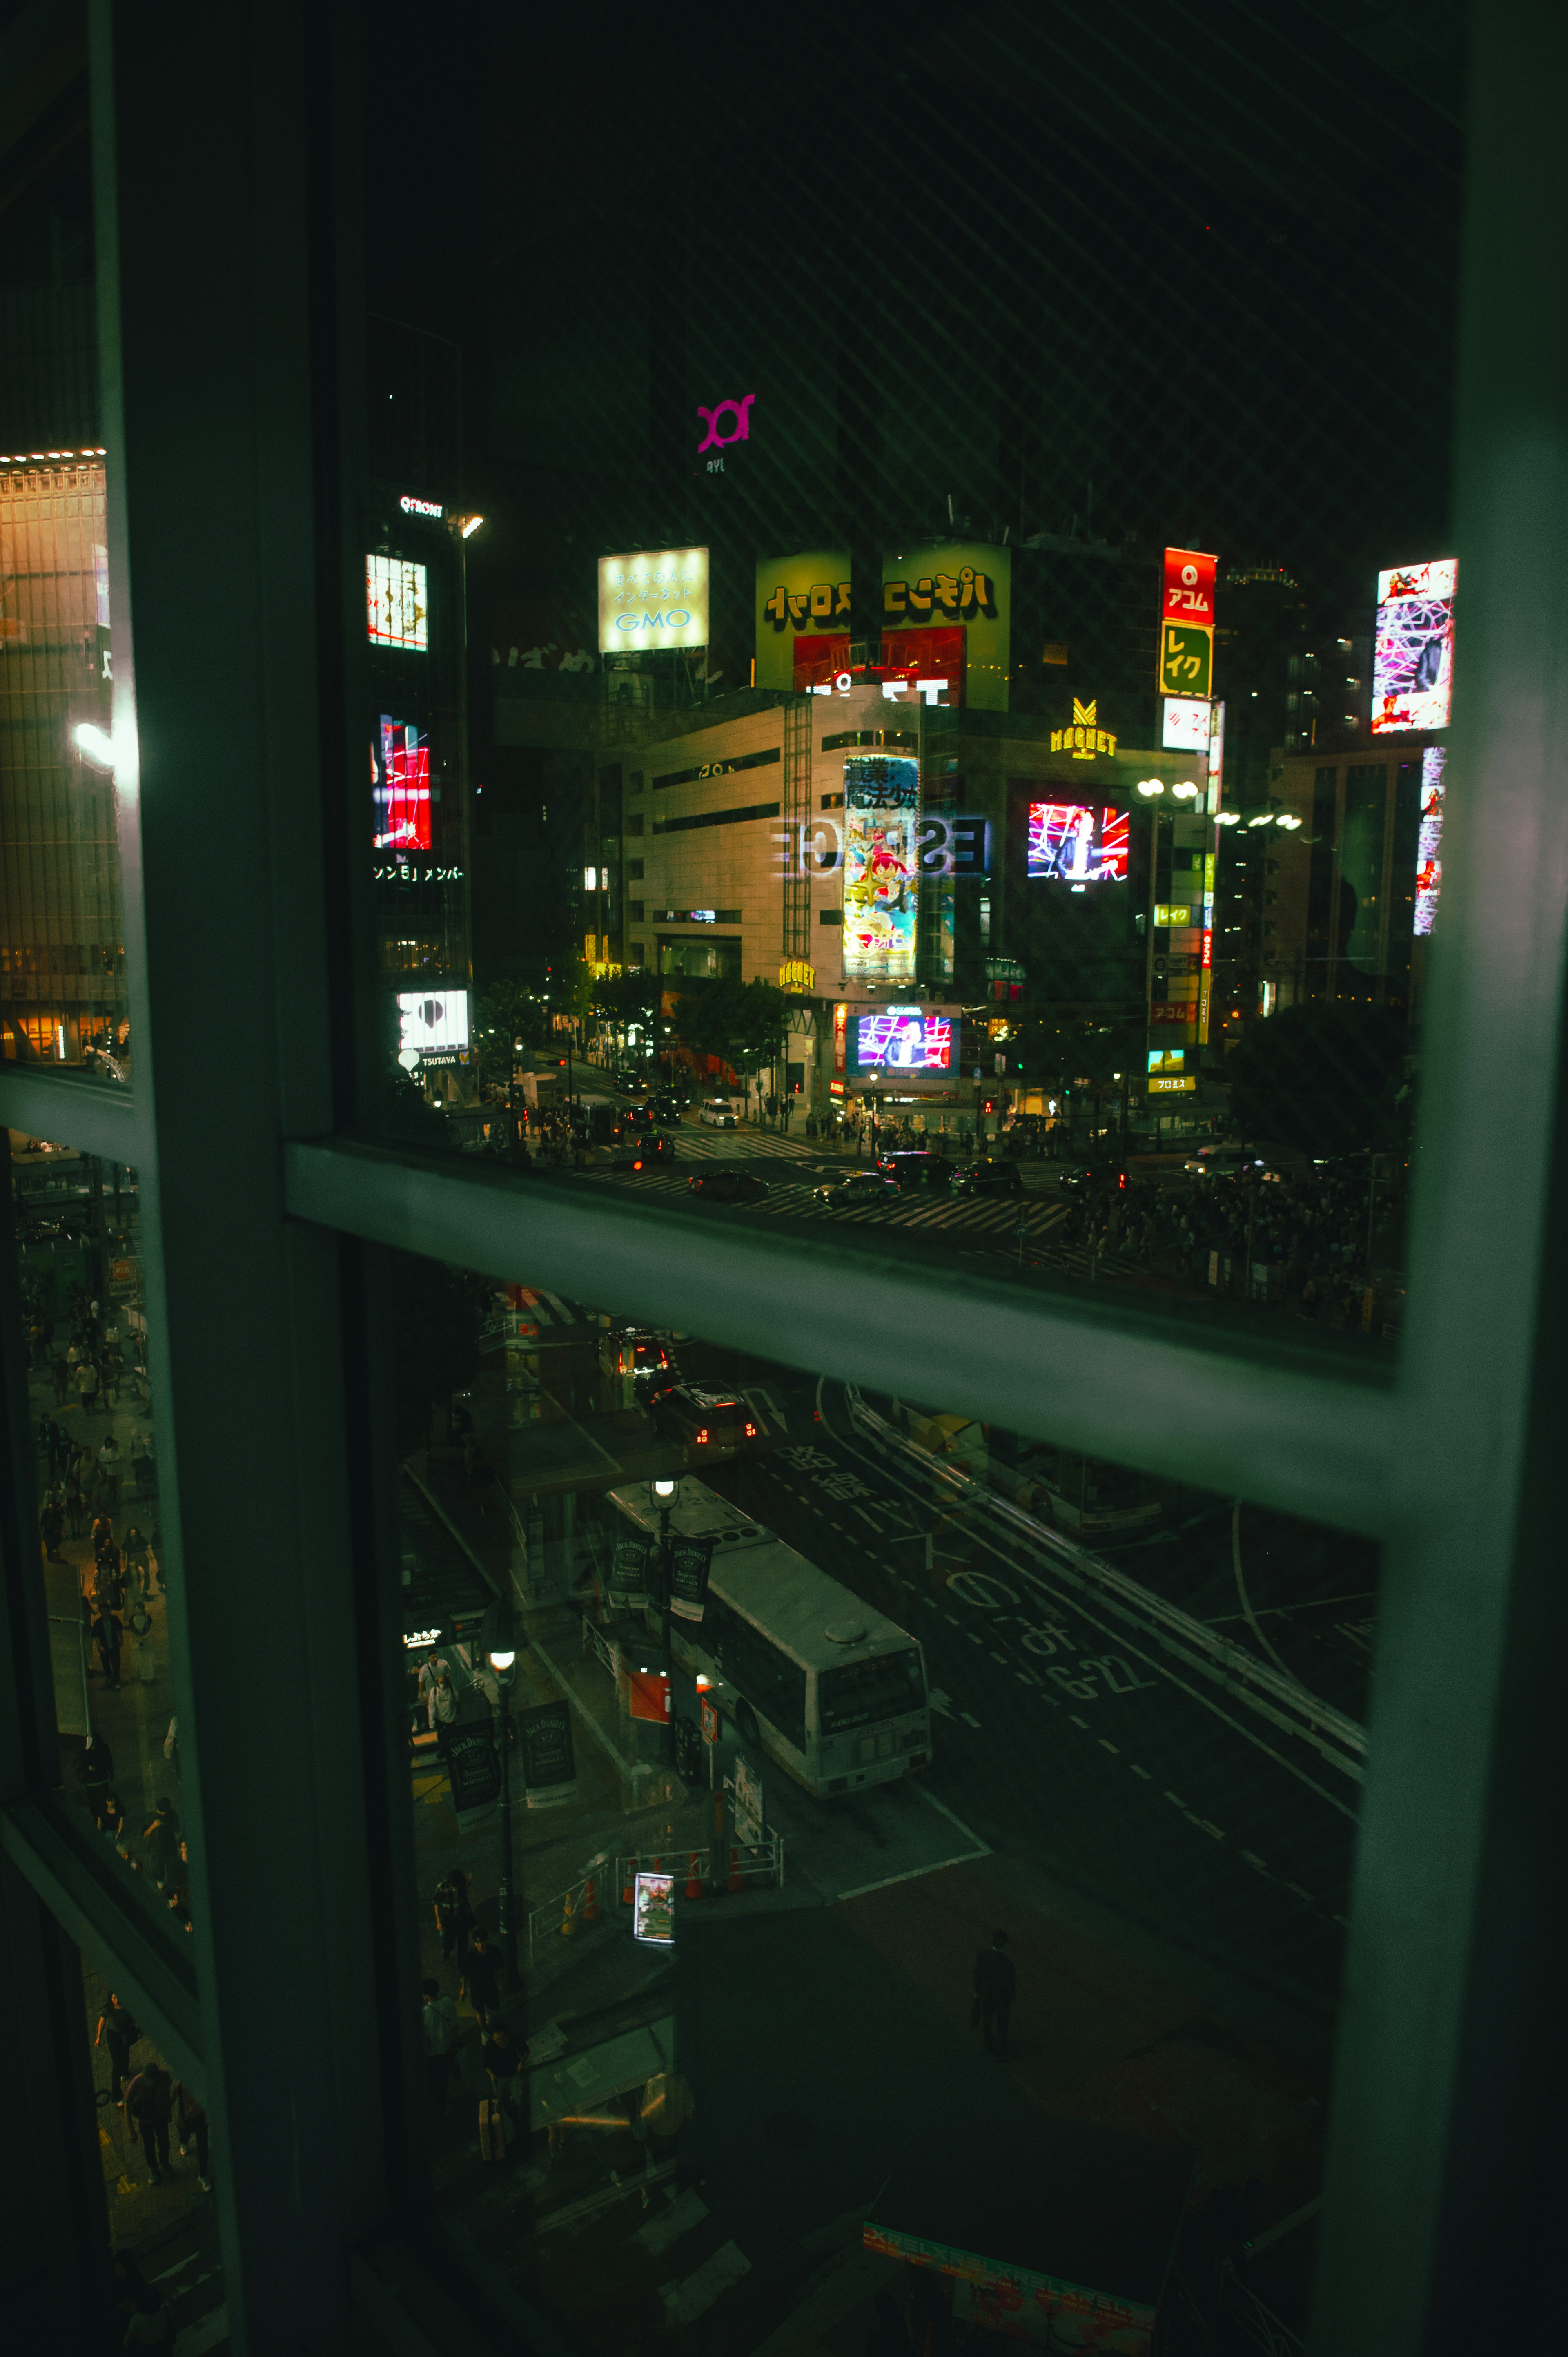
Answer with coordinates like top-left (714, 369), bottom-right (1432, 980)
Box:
top-left (389, 1251), bottom-right (1365, 2349)
top-left (10, 1137), bottom-right (189, 1944)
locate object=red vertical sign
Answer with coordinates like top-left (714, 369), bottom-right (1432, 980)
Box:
top-left (1163, 548), bottom-right (1216, 623)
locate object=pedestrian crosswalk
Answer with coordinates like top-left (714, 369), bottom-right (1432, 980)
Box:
top-left (584, 1157), bottom-right (1073, 1249)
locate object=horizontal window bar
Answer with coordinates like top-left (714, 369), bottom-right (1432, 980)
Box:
top-left (0, 1802), bottom-right (203, 2095)
top-left (284, 1136), bottom-right (1401, 1536)
top-left (0, 1067), bottom-right (149, 1164)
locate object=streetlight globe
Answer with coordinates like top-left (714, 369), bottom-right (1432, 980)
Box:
top-left (488, 1648), bottom-right (516, 1672)
top-left (651, 1476), bottom-right (679, 1502)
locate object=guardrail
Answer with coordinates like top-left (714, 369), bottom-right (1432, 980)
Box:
top-left (846, 1387), bottom-right (1367, 1785)
top-left (615, 1837), bottom-right (784, 1902)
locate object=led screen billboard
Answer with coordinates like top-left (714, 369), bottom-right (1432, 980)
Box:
top-left (1373, 558), bottom-right (1456, 734)
top-left (374, 716), bottom-right (430, 850)
top-left (1026, 801), bottom-right (1129, 886)
top-left (853, 1007), bottom-right (957, 1075)
top-left (1414, 744), bottom-right (1446, 937)
top-left (366, 554), bottom-right (428, 650)
top-left (842, 754), bottom-right (919, 982)
top-left (397, 989), bottom-right (469, 1057)
top-left (598, 547), bottom-right (709, 653)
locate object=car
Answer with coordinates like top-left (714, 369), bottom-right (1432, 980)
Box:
top-left (652, 1383), bottom-right (763, 1454)
top-left (1183, 1144), bottom-right (1262, 1179)
top-left (601, 1324), bottom-right (681, 1391)
top-left (1058, 1154), bottom-right (1129, 1195)
top-left (876, 1150), bottom-right (956, 1191)
top-left (951, 1157), bottom-right (1024, 1198)
top-left (813, 1169), bottom-right (899, 1210)
top-left (611, 1130), bottom-right (675, 1170)
top-left (617, 1070), bottom-right (652, 1096)
top-left (699, 1098), bottom-right (738, 1128)
top-left (650, 1096), bottom-right (685, 1125)
top-left (686, 1168), bottom-right (769, 1204)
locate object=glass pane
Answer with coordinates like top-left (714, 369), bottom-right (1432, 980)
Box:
top-left (82, 1950), bottom-right (219, 2286)
top-left (383, 1242), bottom-right (1367, 2348)
top-left (347, 14), bottom-right (1461, 1358)
top-left (0, 93), bottom-right (122, 1079)
top-left (8, 1135), bottom-right (187, 1944)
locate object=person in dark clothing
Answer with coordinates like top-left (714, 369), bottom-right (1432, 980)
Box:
top-left (92, 1602), bottom-right (125, 1688)
top-left (171, 2077), bottom-right (211, 2189)
top-left (141, 1798), bottom-right (180, 1891)
top-left (76, 1731), bottom-right (114, 1792)
top-left (432, 1869), bottom-right (474, 1965)
top-left (123, 2063), bottom-right (174, 2183)
top-left (973, 1929), bottom-right (1016, 2056)
top-left (461, 1929), bottom-right (502, 2025)
top-left (96, 1994), bottom-right (141, 2102)
top-left (40, 1496), bottom-right (66, 1562)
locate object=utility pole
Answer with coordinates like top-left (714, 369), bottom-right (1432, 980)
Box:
top-left (483, 1594), bottom-right (519, 1982)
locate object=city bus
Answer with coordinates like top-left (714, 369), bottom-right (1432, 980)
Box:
top-left (604, 1478), bottom-right (931, 1798)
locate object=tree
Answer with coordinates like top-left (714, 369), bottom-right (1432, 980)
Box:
top-left (1226, 1003), bottom-right (1408, 1157)
top-left (473, 982), bottom-right (546, 1090)
top-left (671, 978), bottom-right (789, 1077)
top-left (591, 969), bottom-right (659, 1026)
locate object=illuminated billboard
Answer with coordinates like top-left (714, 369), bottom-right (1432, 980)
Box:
top-left (367, 555), bottom-right (428, 650)
top-left (1026, 802), bottom-right (1129, 887)
top-left (1162, 696), bottom-right (1211, 752)
top-left (853, 1007), bottom-right (957, 1075)
top-left (881, 542), bottom-right (1011, 710)
top-left (598, 547), bottom-right (709, 654)
top-left (1414, 745), bottom-right (1446, 937)
top-left (1373, 557), bottom-right (1456, 734)
top-left (1160, 548), bottom-right (1215, 699)
top-left (397, 989), bottom-right (469, 1058)
top-left (755, 548), bottom-right (851, 690)
top-left (374, 716), bottom-right (430, 850)
top-left (842, 754), bottom-right (919, 982)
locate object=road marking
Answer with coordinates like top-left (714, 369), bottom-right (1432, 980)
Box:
top-left (944, 1614), bottom-right (961, 1626)
top-left (1013, 1672), bottom-right (1032, 1686)
top-left (989, 1651), bottom-right (1008, 1664)
top-left (1284, 1881), bottom-right (1312, 1900)
top-left (837, 1848), bottom-right (989, 1902)
top-left (967, 1633), bottom-right (983, 1646)
top-left (1241, 1851), bottom-right (1269, 1871)
top-left (1098, 1739), bottom-right (1119, 1754)
top-left (1130, 1764), bottom-right (1152, 1779)
top-left (913, 1780), bottom-right (992, 1854)
top-left (1163, 1791), bottom-right (1189, 1808)
top-left (960, 1710), bottom-right (982, 1728)
top-left (1069, 1714), bottom-right (1090, 1728)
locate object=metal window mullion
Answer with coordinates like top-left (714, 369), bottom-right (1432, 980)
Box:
top-left (283, 1135), bottom-right (1401, 1536)
top-left (1310, 5), bottom-right (1568, 2348)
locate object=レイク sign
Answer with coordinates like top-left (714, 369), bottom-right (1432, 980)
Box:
top-left (1160, 548), bottom-right (1216, 700)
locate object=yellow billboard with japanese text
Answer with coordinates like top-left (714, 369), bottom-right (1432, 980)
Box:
top-left (881, 540), bottom-right (1011, 710)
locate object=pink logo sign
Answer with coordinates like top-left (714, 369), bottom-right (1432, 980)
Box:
top-left (697, 395), bottom-right (755, 453)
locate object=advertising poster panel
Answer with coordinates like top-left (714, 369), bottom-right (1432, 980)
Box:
top-left (442, 1721), bottom-right (501, 1832)
top-left (882, 542), bottom-right (1011, 710)
top-left (1373, 558), bottom-right (1456, 734)
top-left (1161, 696), bottom-right (1211, 752)
top-left (609, 1532), bottom-right (657, 1610)
top-left (374, 716), bottom-right (430, 850)
top-left (633, 1871), bottom-right (675, 1946)
top-left (755, 549), bottom-right (851, 689)
top-left (520, 1700), bottom-right (578, 1809)
top-left (1414, 744), bottom-right (1446, 935)
top-left (598, 547), bottom-right (708, 654)
top-left (842, 754), bottom-right (920, 982)
top-left (366, 554), bottom-right (428, 651)
top-left (397, 989), bottom-right (470, 1059)
top-left (1026, 803), bottom-right (1129, 885)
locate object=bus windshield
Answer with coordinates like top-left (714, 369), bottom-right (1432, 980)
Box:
top-left (818, 1649), bottom-right (925, 1735)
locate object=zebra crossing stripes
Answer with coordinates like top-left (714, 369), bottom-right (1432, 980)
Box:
top-left (584, 1161), bottom-right (1071, 1245)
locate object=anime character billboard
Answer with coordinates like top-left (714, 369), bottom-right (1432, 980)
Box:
top-left (842, 754), bottom-right (920, 982)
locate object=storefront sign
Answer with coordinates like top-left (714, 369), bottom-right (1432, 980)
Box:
top-left (1152, 905), bottom-right (1192, 929)
top-left (668, 1533), bottom-right (715, 1624)
top-left (882, 541), bottom-right (1011, 711)
top-left (520, 1701), bottom-right (578, 1808)
top-left (1160, 549), bottom-right (1216, 700)
top-left (1148, 1074), bottom-right (1198, 1093)
top-left (778, 959), bottom-right (816, 993)
top-left (399, 493), bottom-right (444, 518)
top-left (834, 1002), bottom-right (847, 1073)
top-left (1049, 697), bottom-right (1117, 759)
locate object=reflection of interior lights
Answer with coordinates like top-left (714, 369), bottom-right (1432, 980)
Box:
top-left (1275, 814), bottom-right (1302, 830)
top-left (1214, 811), bottom-right (1241, 826)
top-left (1172, 781), bottom-right (1199, 799)
top-left (1136, 778), bottom-right (1164, 796)
top-left (1247, 814), bottom-right (1275, 827)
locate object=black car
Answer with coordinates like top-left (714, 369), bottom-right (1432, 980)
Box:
top-left (951, 1157), bottom-right (1024, 1198)
top-left (611, 1130), bottom-right (675, 1169)
top-left (813, 1169), bottom-right (900, 1210)
top-left (652, 1383), bottom-right (764, 1455)
top-left (1058, 1154), bottom-right (1130, 1196)
top-left (875, 1151), bottom-right (956, 1191)
top-left (650, 1096), bottom-right (685, 1125)
top-left (686, 1169), bottom-right (769, 1204)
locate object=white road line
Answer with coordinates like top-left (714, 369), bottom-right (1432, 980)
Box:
top-left (1098, 1740), bottom-right (1120, 1754)
top-left (837, 1848), bottom-right (989, 1902)
top-left (914, 1780), bottom-right (992, 1853)
top-left (1130, 1765), bottom-right (1152, 1779)
top-left (1164, 1791), bottom-right (1189, 1807)
top-left (989, 1651), bottom-right (1008, 1664)
top-left (1241, 1851), bottom-right (1269, 1871)
top-left (1069, 1714), bottom-right (1090, 1728)
top-left (960, 1710), bottom-right (982, 1728)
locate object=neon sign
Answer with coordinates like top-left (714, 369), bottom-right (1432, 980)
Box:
top-left (1049, 697), bottom-right (1118, 759)
top-left (399, 494), bottom-right (443, 518)
top-left (697, 396), bottom-right (754, 453)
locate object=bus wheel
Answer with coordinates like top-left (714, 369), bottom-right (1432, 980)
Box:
top-left (735, 1699), bottom-right (760, 1748)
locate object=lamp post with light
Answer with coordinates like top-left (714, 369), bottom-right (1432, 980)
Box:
top-left (481, 1592), bottom-right (518, 1980)
top-left (650, 1476), bottom-right (680, 1762)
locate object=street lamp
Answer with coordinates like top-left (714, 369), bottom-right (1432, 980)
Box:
top-left (650, 1478), bottom-right (680, 1763)
top-left (481, 1594), bottom-right (518, 1978)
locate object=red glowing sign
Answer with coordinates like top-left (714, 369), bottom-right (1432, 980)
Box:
top-left (1163, 547), bottom-right (1216, 624)
top-left (375, 716), bottom-right (430, 851)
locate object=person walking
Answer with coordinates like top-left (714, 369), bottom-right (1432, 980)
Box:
top-left (95, 1788), bottom-right (128, 1856)
top-left (51, 1352), bottom-right (71, 1407)
top-left (972, 1929), bottom-right (1016, 2057)
top-left (91, 1599), bottom-right (125, 1689)
top-left (141, 1799), bottom-right (181, 1892)
top-left (123, 1525), bottom-right (153, 1605)
top-left (170, 2076), bottom-right (211, 2190)
top-left (123, 2061), bottom-right (175, 2184)
top-left (460, 1928), bottom-right (502, 2027)
top-left (40, 1493), bottom-right (66, 1564)
top-left (483, 2025), bottom-right (526, 2147)
top-left (76, 1356), bottom-right (100, 1416)
top-left (96, 1992), bottom-right (141, 2102)
top-left (421, 1978), bottom-right (458, 2112)
top-left (432, 1869), bottom-right (474, 1966)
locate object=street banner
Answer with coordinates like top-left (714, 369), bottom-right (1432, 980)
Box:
top-left (442, 1719), bottom-right (501, 1832)
top-left (610, 1531), bottom-right (658, 1609)
top-left (520, 1700), bottom-right (579, 1808)
top-left (668, 1533), bottom-right (715, 1623)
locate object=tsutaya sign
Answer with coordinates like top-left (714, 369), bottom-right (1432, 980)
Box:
top-left (1049, 698), bottom-right (1118, 759)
